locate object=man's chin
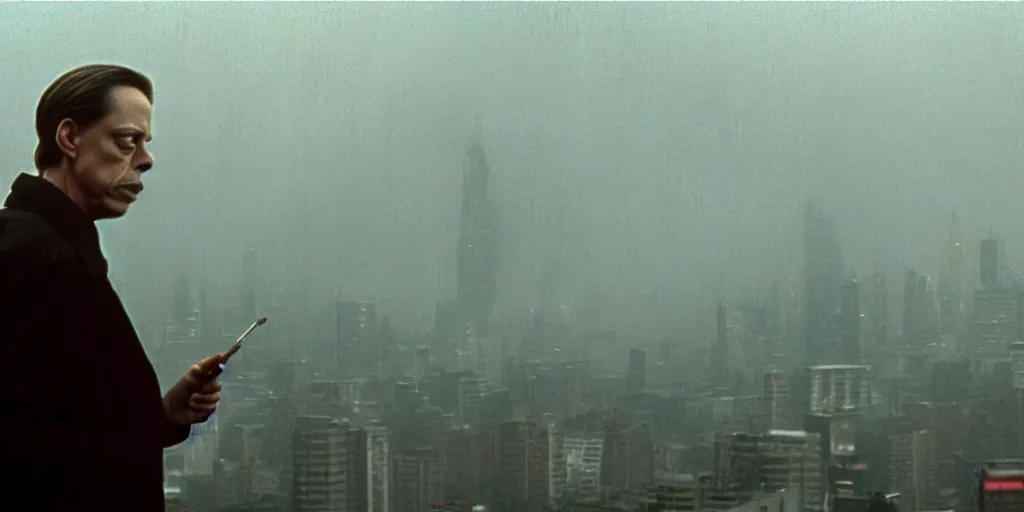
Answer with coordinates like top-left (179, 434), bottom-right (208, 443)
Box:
top-left (94, 201), bottom-right (131, 220)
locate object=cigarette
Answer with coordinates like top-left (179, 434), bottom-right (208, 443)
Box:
top-left (222, 316), bottom-right (268, 362)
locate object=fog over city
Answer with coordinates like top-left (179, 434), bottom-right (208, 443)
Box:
top-left (3, 3), bottom-right (1023, 339)
top-left (9, 3), bottom-right (1024, 512)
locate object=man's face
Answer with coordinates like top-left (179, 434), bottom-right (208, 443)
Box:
top-left (65, 85), bottom-right (153, 220)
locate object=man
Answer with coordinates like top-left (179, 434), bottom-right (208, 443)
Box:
top-left (0, 64), bottom-right (224, 510)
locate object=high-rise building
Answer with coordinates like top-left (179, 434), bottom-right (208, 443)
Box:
top-left (714, 301), bottom-right (729, 386)
top-left (790, 365), bottom-right (871, 418)
top-left (269, 360), bottom-right (311, 397)
top-left (292, 416), bottom-right (368, 512)
top-left (979, 459), bottom-right (1024, 512)
top-left (169, 273), bottom-right (200, 343)
top-left (337, 300), bottom-right (378, 378)
top-left (415, 345), bottom-right (431, 378)
top-left (973, 288), bottom-right (1022, 352)
top-left (931, 360), bottom-right (972, 403)
top-left (886, 423), bottom-right (935, 511)
top-left (498, 415), bottom-right (556, 511)
top-left (457, 141), bottom-right (498, 336)
top-left (626, 348), bottom-right (646, 394)
top-left (839, 278), bottom-right (862, 363)
top-left (600, 410), bottom-right (654, 494)
top-left (940, 211), bottom-right (968, 338)
top-left (982, 239), bottom-right (1000, 290)
top-left (183, 414), bottom-right (218, 477)
top-left (804, 413), bottom-right (864, 497)
top-left (904, 269), bottom-right (937, 346)
top-left (522, 310), bottom-right (546, 362)
top-left (392, 447), bottom-right (443, 512)
top-left (366, 424), bottom-right (390, 512)
top-left (763, 371), bottom-right (792, 430)
top-left (765, 281), bottom-right (786, 359)
top-left (457, 375), bottom-right (488, 424)
top-left (862, 267), bottom-right (889, 357)
top-left (717, 430), bottom-right (824, 511)
top-left (804, 203), bottom-right (844, 364)
top-left (563, 432), bottom-right (604, 498)
top-left (903, 269), bottom-right (918, 343)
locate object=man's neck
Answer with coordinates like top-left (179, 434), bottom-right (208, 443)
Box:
top-left (40, 167), bottom-right (92, 219)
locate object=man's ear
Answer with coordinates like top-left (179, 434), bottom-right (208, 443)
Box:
top-left (55, 118), bottom-right (80, 160)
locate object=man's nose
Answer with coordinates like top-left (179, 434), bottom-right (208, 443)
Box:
top-left (135, 145), bottom-right (154, 173)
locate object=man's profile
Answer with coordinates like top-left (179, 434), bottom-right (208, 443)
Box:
top-left (0, 64), bottom-right (224, 510)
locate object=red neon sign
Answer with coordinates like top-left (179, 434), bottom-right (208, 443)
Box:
top-left (985, 480), bottom-right (1024, 491)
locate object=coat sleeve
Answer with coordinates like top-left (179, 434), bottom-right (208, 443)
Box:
top-left (162, 411), bottom-right (192, 447)
top-left (0, 255), bottom-right (149, 486)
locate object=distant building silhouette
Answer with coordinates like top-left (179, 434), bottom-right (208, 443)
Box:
top-left (804, 202), bottom-right (844, 363)
top-left (457, 141), bottom-right (498, 336)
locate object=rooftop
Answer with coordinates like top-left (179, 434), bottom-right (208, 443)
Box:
top-left (766, 429), bottom-right (809, 438)
top-left (808, 364), bottom-right (871, 371)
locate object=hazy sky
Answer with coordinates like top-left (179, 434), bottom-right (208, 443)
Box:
top-left (2, 3), bottom-right (1022, 335)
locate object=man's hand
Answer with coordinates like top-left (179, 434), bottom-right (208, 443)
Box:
top-left (163, 354), bottom-right (225, 426)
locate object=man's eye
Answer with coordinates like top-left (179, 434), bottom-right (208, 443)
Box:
top-left (118, 135), bottom-right (137, 148)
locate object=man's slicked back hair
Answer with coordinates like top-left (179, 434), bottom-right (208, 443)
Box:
top-left (34, 64), bottom-right (153, 172)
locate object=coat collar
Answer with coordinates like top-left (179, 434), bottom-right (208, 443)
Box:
top-left (4, 173), bottom-right (108, 278)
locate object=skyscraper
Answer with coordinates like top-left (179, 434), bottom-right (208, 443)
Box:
top-left (904, 269), bottom-right (937, 346)
top-left (766, 281), bottom-right (785, 358)
top-left (862, 266), bottom-right (888, 356)
top-left (337, 300), bottom-right (378, 378)
top-left (366, 423), bottom-right (391, 512)
top-left (839, 278), bottom-right (862, 363)
top-left (714, 301), bottom-right (728, 386)
top-left (626, 348), bottom-right (646, 394)
top-left (292, 416), bottom-right (368, 512)
top-left (457, 141), bottom-right (498, 336)
top-left (939, 211), bottom-right (967, 337)
top-left (522, 309), bottom-right (545, 362)
top-left (982, 238), bottom-right (999, 290)
top-left (804, 203), bottom-right (844, 363)
top-left (171, 273), bottom-right (199, 342)
top-left (763, 371), bottom-right (791, 429)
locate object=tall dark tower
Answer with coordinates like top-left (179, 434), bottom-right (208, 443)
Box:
top-left (522, 309), bottom-right (545, 362)
top-left (626, 348), bottom-right (647, 394)
top-left (172, 274), bottom-right (198, 341)
top-left (840, 278), bottom-right (861, 363)
top-left (903, 268), bottom-right (920, 343)
top-left (865, 267), bottom-right (888, 352)
top-left (173, 274), bottom-right (191, 330)
top-left (197, 285), bottom-right (214, 343)
top-left (337, 300), bottom-right (378, 378)
top-left (457, 141), bottom-right (498, 336)
top-left (981, 238), bottom-right (999, 290)
top-left (766, 282), bottom-right (784, 358)
top-left (714, 300), bottom-right (728, 386)
top-left (939, 211), bottom-right (967, 337)
top-left (804, 202), bottom-right (844, 363)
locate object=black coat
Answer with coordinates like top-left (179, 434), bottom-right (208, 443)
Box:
top-left (0, 174), bottom-right (190, 511)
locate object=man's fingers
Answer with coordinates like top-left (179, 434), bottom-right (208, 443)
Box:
top-left (191, 402), bottom-right (217, 413)
top-left (191, 392), bottom-right (220, 405)
top-left (189, 354), bottom-right (226, 379)
top-left (189, 400), bottom-right (218, 414)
